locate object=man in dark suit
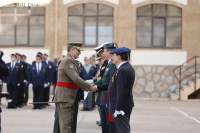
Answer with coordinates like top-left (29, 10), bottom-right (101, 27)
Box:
top-left (15, 53), bottom-right (27, 107)
top-left (6, 54), bottom-right (20, 108)
top-left (43, 53), bottom-right (56, 106)
top-left (22, 55), bottom-right (31, 105)
top-left (108, 47), bottom-right (135, 133)
top-left (0, 50), bottom-right (8, 132)
top-left (0, 51), bottom-right (8, 100)
top-left (0, 51), bottom-right (8, 76)
top-left (30, 54), bottom-right (48, 109)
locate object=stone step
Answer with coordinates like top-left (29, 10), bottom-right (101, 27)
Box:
top-left (180, 79), bottom-right (200, 100)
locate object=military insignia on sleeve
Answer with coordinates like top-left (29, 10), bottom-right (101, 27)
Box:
top-left (69, 64), bottom-right (74, 69)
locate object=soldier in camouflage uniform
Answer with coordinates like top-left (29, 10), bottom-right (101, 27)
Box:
top-left (54, 43), bottom-right (97, 133)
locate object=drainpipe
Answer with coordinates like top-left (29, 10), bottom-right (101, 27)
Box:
top-left (54, 0), bottom-right (58, 57)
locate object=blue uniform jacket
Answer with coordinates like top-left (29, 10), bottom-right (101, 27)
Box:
top-left (44, 60), bottom-right (56, 84)
top-left (30, 62), bottom-right (48, 86)
top-left (108, 62), bottom-right (135, 115)
top-left (86, 64), bottom-right (99, 80)
top-left (6, 62), bottom-right (22, 85)
top-left (0, 59), bottom-right (8, 82)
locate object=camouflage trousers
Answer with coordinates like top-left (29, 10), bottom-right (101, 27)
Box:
top-left (56, 98), bottom-right (79, 133)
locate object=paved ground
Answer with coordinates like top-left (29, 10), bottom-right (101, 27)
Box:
top-left (1, 100), bottom-right (200, 133)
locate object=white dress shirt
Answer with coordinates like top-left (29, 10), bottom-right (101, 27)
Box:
top-left (36, 62), bottom-right (42, 72)
top-left (117, 61), bottom-right (127, 69)
top-left (11, 62), bottom-right (16, 69)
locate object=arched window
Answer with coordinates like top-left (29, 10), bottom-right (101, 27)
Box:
top-left (137, 4), bottom-right (182, 48)
top-left (0, 5), bottom-right (45, 46)
top-left (68, 3), bottom-right (113, 47)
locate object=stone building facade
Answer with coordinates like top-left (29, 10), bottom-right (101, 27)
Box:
top-left (0, 0), bottom-right (200, 99)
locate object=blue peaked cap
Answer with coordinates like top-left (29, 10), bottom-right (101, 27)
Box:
top-left (111, 47), bottom-right (131, 55)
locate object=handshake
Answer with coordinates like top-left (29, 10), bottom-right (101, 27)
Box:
top-left (89, 85), bottom-right (98, 92)
top-left (86, 80), bottom-right (98, 92)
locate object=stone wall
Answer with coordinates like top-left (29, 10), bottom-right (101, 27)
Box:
top-left (134, 64), bottom-right (200, 99)
top-left (134, 66), bottom-right (179, 98)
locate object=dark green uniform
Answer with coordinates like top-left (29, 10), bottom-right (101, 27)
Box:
top-left (96, 60), bottom-right (116, 133)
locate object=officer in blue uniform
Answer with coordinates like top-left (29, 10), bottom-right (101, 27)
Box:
top-left (43, 53), bottom-right (56, 106)
top-left (108, 47), bottom-right (135, 133)
top-left (30, 54), bottom-right (48, 109)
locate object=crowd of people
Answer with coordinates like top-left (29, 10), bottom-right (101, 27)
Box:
top-left (0, 42), bottom-right (135, 133)
top-left (0, 51), bottom-right (106, 111)
top-left (1, 52), bottom-right (57, 109)
top-left (53, 42), bottom-right (135, 133)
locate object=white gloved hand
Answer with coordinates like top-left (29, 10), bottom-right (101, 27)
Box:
top-left (29, 83), bottom-right (33, 88)
top-left (84, 91), bottom-right (89, 100)
top-left (3, 82), bottom-right (7, 87)
top-left (17, 83), bottom-right (20, 86)
top-left (44, 83), bottom-right (48, 88)
top-left (113, 110), bottom-right (125, 118)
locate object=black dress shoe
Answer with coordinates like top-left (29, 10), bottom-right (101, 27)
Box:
top-left (96, 121), bottom-right (102, 126)
top-left (46, 103), bottom-right (50, 106)
top-left (18, 104), bottom-right (25, 108)
top-left (7, 106), bottom-right (17, 109)
top-left (32, 106), bottom-right (39, 109)
top-left (40, 105), bottom-right (46, 109)
top-left (32, 107), bottom-right (37, 109)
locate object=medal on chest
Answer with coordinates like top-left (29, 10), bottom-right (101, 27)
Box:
top-left (112, 76), bottom-right (114, 83)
